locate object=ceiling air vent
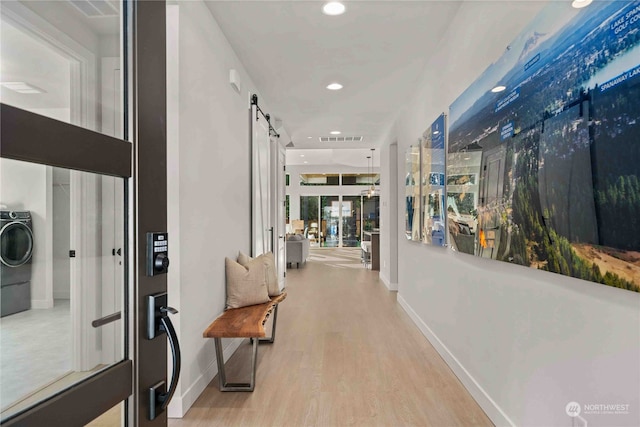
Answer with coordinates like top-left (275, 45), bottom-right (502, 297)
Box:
top-left (319, 136), bottom-right (363, 143)
top-left (69, 0), bottom-right (118, 18)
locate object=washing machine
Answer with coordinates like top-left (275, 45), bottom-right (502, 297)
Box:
top-left (1, 211), bottom-right (34, 317)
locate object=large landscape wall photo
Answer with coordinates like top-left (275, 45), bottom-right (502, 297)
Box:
top-left (447, 1), bottom-right (640, 292)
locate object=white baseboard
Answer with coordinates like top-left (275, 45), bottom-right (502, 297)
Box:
top-left (31, 299), bottom-right (54, 309)
top-left (379, 272), bottom-right (397, 291)
top-left (168, 337), bottom-right (244, 418)
top-left (397, 294), bottom-right (514, 427)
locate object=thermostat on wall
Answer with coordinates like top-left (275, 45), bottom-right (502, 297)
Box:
top-left (229, 69), bottom-right (241, 94)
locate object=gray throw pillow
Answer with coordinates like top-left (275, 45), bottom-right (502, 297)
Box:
top-left (225, 257), bottom-right (270, 309)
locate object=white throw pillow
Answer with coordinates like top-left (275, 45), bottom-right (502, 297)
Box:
top-left (237, 251), bottom-right (281, 297)
top-left (225, 257), bottom-right (270, 309)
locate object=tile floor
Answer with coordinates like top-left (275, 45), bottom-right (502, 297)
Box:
top-left (0, 300), bottom-right (71, 414)
top-left (308, 247), bottom-right (366, 269)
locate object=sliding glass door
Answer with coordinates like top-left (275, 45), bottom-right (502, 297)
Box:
top-left (298, 195), bottom-right (380, 248)
top-left (342, 196), bottom-right (361, 247)
top-left (321, 196), bottom-right (340, 247)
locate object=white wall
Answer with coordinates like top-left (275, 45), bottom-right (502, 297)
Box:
top-left (52, 168), bottom-right (70, 300)
top-left (166, 1), bottom-right (290, 417)
top-left (385, 2), bottom-right (640, 426)
top-left (379, 142), bottom-right (397, 290)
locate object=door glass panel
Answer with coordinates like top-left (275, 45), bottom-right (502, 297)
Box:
top-left (341, 196), bottom-right (361, 247)
top-left (0, 0), bottom-right (124, 139)
top-left (85, 401), bottom-right (124, 427)
top-left (321, 196), bottom-right (339, 247)
top-left (0, 158), bottom-right (126, 421)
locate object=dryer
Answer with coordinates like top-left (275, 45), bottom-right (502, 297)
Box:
top-left (1, 210), bottom-right (34, 317)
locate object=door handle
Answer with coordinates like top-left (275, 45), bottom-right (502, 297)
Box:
top-left (161, 306), bottom-right (177, 315)
top-left (268, 227), bottom-right (274, 252)
top-left (149, 310), bottom-right (181, 420)
top-left (147, 293), bottom-right (181, 420)
top-left (157, 310), bottom-right (180, 410)
top-left (91, 311), bottom-right (121, 328)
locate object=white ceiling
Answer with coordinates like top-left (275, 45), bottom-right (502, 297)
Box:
top-left (286, 148), bottom-right (380, 167)
top-left (0, 19), bottom-right (71, 111)
top-left (205, 1), bottom-right (462, 151)
top-left (0, 1), bottom-right (119, 113)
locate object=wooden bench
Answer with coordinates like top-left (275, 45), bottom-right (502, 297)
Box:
top-left (203, 292), bottom-right (286, 391)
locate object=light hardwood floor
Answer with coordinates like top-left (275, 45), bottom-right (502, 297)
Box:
top-left (170, 252), bottom-right (493, 426)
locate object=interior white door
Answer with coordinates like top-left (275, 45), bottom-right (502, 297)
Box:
top-left (99, 57), bottom-right (123, 365)
top-left (252, 107), bottom-right (271, 257)
top-left (100, 178), bottom-right (124, 365)
top-left (71, 172), bottom-right (102, 371)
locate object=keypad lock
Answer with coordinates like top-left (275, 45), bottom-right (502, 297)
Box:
top-left (147, 232), bottom-right (169, 276)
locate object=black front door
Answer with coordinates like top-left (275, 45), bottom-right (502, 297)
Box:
top-left (0, 1), bottom-right (169, 425)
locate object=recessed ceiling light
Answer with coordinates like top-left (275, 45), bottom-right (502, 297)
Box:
top-left (300, 154), bottom-right (305, 157)
top-left (322, 2), bottom-right (345, 16)
top-left (330, 131), bottom-right (341, 135)
top-left (304, 161), bottom-right (308, 164)
top-left (571, 0), bottom-right (593, 8)
top-left (326, 82), bottom-right (343, 90)
top-left (1, 81), bottom-right (46, 94)
top-left (307, 136), bottom-right (313, 139)
top-left (491, 85), bottom-right (506, 93)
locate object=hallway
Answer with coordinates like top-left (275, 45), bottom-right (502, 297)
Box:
top-left (171, 252), bottom-right (492, 426)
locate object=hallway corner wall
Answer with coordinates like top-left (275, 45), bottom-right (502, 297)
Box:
top-left (388, 2), bottom-right (640, 427)
top-left (379, 140), bottom-right (397, 290)
top-left (165, 0), bottom-right (290, 417)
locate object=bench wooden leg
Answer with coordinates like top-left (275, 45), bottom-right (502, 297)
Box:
top-left (214, 336), bottom-right (258, 392)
